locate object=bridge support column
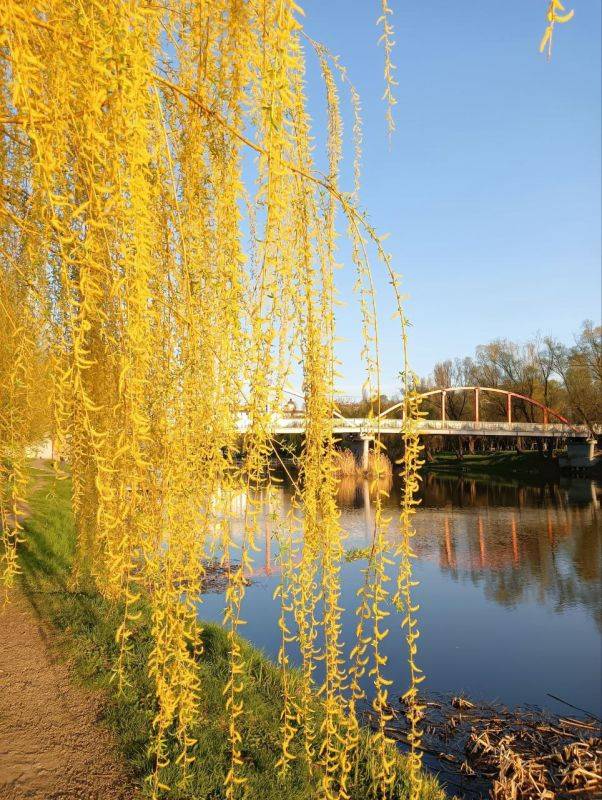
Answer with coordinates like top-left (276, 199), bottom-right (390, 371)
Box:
top-left (361, 436), bottom-right (370, 471)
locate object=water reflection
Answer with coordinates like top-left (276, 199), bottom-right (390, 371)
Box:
top-left (418, 472), bottom-right (601, 511)
top-left (410, 478), bottom-right (602, 631)
top-left (415, 507), bottom-right (601, 628)
top-left (200, 474), bottom-right (601, 715)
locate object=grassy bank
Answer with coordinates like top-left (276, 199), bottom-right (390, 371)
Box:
top-left (422, 451), bottom-right (559, 481)
top-left (17, 468), bottom-right (443, 800)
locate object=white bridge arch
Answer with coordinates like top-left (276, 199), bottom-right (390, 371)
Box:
top-left (240, 386), bottom-right (591, 440)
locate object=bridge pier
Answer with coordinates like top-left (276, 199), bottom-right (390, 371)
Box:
top-left (361, 436), bottom-right (371, 471)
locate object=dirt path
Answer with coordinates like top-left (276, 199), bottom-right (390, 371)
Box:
top-left (0, 590), bottom-right (138, 800)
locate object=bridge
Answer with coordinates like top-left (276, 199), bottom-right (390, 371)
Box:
top-left (256, 386), bottom-right (592, 440)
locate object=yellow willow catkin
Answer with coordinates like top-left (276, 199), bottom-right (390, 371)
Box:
top-left (394, 304), bottom-right (426, 800)
top-left (310, 50), bottom-right (399, 794)
top-left (540, 0), bottom-right (574, 60)
top-left (0, 73), bottom-right (48, 598)
top-left (377, 0), bottom-right (397, 137)
top-left (274, 495), bottom-right (303, 780)
top-left (321, 59), bottom-right (399, 792)
top-left (0, 297), bottom-right (30, 598)
top-left (1, 2), bottom-right (565, 798)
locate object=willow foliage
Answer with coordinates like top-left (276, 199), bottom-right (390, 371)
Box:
top-left (0, 2), bottom-right (571, 798)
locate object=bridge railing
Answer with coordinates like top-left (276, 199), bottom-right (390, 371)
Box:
top-left (279, 386), bottom-right (594, 436)
top-left (247, 416), bottom-right (589, 438)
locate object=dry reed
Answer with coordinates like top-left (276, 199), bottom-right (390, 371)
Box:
top-left (334, 448), bottom-right (393, 479)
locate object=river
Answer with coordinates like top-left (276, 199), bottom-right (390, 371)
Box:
top-left (198, 472), bottom-right (602, 719)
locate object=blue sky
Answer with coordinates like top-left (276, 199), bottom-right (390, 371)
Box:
top-left (296, 1), bottom-right (601, 396)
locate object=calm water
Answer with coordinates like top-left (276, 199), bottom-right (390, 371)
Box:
top-left (199, 473), bottom-right (602, 718)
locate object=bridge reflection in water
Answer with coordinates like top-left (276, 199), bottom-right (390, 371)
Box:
top-left (201, 473), bottom-right (601, 715)
top-left (224, 475), bottom-right (600, 612)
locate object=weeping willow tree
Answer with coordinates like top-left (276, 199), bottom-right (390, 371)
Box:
top-left (0, 2), bottom-right (572, 798)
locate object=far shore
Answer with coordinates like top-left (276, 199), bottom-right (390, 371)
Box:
top-left (422, 451), bottom-right (564, 480)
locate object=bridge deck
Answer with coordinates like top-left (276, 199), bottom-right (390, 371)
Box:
top-left (263, 418), bottom-right (589, 438)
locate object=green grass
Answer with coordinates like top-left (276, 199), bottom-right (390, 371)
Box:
top-left (423, 450), bottom-right (559, 481)
top-left (17, 471), bottom-right (443, 800)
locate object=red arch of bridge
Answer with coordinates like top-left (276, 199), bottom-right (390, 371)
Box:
top-left (377, 386), bottom-right (574, 428)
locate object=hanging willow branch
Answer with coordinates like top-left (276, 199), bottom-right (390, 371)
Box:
top-left (0, 2), bottom-right (571, 798)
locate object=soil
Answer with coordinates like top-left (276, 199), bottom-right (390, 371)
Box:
top-left (0, 590), bottom-right (138, 800)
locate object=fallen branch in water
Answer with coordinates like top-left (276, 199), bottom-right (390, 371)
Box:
top-left (547, 693), bottom-right (601, 722)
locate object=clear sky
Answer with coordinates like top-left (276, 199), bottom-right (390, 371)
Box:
top-left (297, 1), bottom-right (601, 397)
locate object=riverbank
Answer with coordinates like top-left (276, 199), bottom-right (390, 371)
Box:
top-left (422, 451), bottom-right (560, 481)
top-left (11, 468), bottom-right (443, 800)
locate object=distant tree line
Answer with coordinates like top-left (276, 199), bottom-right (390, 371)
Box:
top-left (419, 320), bottom-right (601, 433)
top-left (333, 321), bottom-right (600, 458)
top-left (335, 320), bottom-right (600, 432)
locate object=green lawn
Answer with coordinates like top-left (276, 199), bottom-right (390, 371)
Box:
top-left (423, 450), bottom-right (559, 480)
top-left (17, 470), bottom-right (444, 800)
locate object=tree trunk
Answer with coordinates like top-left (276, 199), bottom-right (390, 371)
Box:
top-left (422, 438), bottom-right (434, 463)
top-left (456, 436), bottom-right (464, 459)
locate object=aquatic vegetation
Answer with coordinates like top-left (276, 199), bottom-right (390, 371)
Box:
top-left (373, 692), bottom-right (601, 800)
top-left (368, 451), bottom-right (394, 482)
top-left (336, 449), bottom-right (360, 478)
top-left (334, 448), bottom-right (393, 481)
